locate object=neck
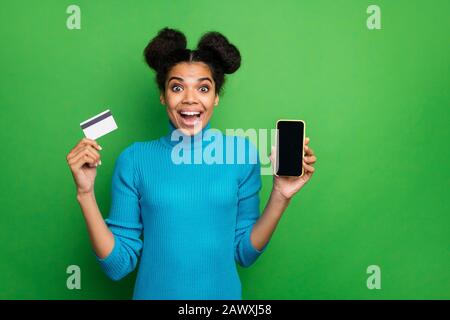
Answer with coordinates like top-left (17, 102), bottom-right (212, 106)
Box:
top-left (163, 119), bottom-right (213, 149)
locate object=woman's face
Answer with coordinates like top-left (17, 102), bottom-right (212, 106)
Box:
top-left (160, 61), bottom-right (219, 136)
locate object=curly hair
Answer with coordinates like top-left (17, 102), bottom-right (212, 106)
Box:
top-left (143, 27), bottom-right (241, 96)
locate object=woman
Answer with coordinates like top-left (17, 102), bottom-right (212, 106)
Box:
top-left (66, 27), bottom-right (317, 299)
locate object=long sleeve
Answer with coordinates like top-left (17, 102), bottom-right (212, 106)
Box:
top-left (95, 142), bottom-right (143, 281)
top-left (234, 138), bottom-right (269, 268)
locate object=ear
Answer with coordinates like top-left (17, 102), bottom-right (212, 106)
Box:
top-left (214, 94), bottom-right (219, 106)
top-left (160, 92), bottom-right (166, 105)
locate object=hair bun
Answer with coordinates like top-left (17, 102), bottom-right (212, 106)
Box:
top-left (144, 27), bottom-right (187, 71)
top-left (197, 32), bottom-right (241, 74)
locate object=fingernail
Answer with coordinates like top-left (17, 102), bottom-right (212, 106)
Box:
top-left (98, 145), bottom-right (102, 150)
top-left (99, 160), bottom-right (102, 165)
top-left (95, 163), bottom-right (98, 167)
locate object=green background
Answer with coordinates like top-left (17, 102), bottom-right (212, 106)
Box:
top-left (0, 0), bottom-right (448, 299)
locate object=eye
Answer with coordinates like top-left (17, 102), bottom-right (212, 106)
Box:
top-left (199, 86), bottom-right (210, 93)
top-left (171, 85), bottom-right (183, 92)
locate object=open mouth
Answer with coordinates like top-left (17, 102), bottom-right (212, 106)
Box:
top-left (177, 110), bottom-right (204, 126)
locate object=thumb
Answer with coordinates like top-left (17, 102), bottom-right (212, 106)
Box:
top-left (269, 145), bottom-right (276, 163)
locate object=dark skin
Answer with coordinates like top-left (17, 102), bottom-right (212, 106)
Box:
top-left (66, 62), bottom-right (316, 259)
top-left (160, 61), bottom-right (219, 136)
top-left (160, 61), bottom-right (317, 250)
top-left (66, 61), bottom-right (316, 257)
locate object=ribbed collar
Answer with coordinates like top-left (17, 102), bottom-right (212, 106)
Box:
top-left (160, 119), bottom-right (214, 150)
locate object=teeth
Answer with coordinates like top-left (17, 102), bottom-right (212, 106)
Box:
top-left (180, 111), bottom-right (200, 116)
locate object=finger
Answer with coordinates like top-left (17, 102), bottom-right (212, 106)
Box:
top-left (269, 145), bottom-right (276, 163)
top-left (67, 143), bottom-right (100, 164)
top-left (305, 137), bottom-right (310, 145)
top-left (68, 149), bottom-right (96, 167)
top-left (71, 145), bottom-right (100, 161)
top-left (304, 145), bottom-right (315, 156)
top-left (68, 143), bottom-right (88, 159)
top-left (68, 149), bottom-right (86, 167)
top-left (67, 138), bottom-right (102, 160)
top-left (68, 149), bottom-right (100, 168)
top-left (68, 145), bottom-right (100, 166)
top-left (69, 152), bottom-right (98, 171)
top-left (80, 153), bottom-right (99, 168)
top-left (302, 160), bottom-right (315, 173)
top-left (304, 155), bottom-right (317, 164)
top-left (82, 137), bottom-right (102, 150)
top-left (83, 147), bottom-right (101, 165)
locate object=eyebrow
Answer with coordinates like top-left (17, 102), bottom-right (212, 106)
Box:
top-left (167, 76), bottom-right (213, 84)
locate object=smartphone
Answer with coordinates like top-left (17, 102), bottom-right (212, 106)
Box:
top-left (274, 120), bottom-right (306, 177)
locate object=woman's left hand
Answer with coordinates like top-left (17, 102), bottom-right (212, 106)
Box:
top-left (269, 137), bottom-right (317, 201)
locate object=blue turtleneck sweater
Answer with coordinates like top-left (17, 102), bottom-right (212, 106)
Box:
top-left (95, 120), bottom-right (268, 299)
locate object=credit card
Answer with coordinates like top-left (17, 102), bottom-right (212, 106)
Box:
top-left (80, 109), bottom-right (118, 140)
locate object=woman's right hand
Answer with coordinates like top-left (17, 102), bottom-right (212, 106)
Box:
top-left (66, 138), bottom-right (102, 195)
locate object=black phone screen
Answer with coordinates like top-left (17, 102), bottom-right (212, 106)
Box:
top-left (276, 120), bottom-right (305, 176)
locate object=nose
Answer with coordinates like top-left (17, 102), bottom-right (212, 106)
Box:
top-left (182, 88), bottom-right (198, 105)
